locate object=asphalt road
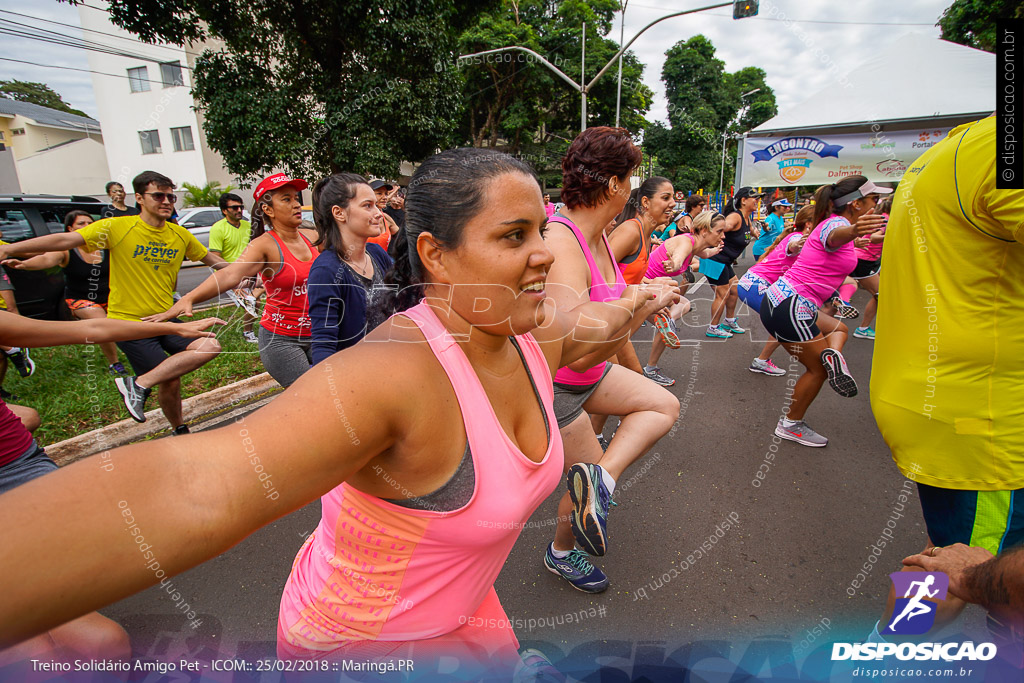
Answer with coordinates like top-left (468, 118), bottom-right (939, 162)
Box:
top-left (91, 255), bottom-right (991, 675)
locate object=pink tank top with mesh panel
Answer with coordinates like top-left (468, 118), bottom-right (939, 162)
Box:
top-left (277, 301), bottom-right (563, 658)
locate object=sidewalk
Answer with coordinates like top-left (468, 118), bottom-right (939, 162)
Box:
top-left (46, 372), bottom-right (281, 466)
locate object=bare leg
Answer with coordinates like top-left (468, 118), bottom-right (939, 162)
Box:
top-left (135, 337), bottom-right (221, 389)
top-left (724, 278), bottom-right (739, 318)
top-left (710, 283), bottom-right (730, 326)
top-left (614, 341), bottom-right (645, 375)
top-left (757, 339), bottom-right (782, 362)
top-left (778, 337), bottom-right (830, 422)
top-left (156, 377), bottom-right (183, 428)
top-left (7, 404), bottom-right (40, 432)
top-left (72, 306), bottom-right (119, 365)
top-left (859, 274), bottom-right (880, 329)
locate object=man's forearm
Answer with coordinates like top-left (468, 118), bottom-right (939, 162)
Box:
top-left (2, 232), bottom-right (83, 257)
top-left (963, 546), bottom-right (1024, 610)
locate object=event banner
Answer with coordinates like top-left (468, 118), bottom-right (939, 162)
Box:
top-left (738, 128), bottom-right (953, 187)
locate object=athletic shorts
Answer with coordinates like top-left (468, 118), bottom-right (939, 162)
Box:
top-left (66, 298), bottom-right (107, 312)
top-left (850, 258), bottom-right (881, 280)
top-left (737, 272), bottom-right (770, 313)
top-left (917, 483), bottom-right (1024, 554)
top-left (553, 363), bottom-right (612, 429)
top-left (759, 294), bottom-right (820, 343)
top-left (705, 261), bottom-right (736, 287)
top-left (116, 318), bottom-right (192, 376)
top-left (0, 440), bottom-right (57, 495)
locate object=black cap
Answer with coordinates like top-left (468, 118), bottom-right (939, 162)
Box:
top-left (735, 186), bottom-right (764, 200)
top-left (369, 179), bottom-right (394, 192)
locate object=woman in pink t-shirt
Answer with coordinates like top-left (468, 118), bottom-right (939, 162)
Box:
top-left (849, 195), bottom-right (890, 340)
top-left (759, 175), bottom-right (889, 447)
top-left (737, 205), bottom-right (814, 376)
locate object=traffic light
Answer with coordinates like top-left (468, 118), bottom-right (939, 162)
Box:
top-left (733, 0), bottom-right (758, 19)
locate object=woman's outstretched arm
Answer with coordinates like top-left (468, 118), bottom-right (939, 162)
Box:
top-left (0, 345), bottom-right (400, 645)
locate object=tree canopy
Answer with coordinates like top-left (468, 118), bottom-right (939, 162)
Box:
top-left (0, 80), bottom-right (89, 118)
top-left (938, 0), bottom-right (1023, 53)
top-left (643, 35), bottom-right (776, 193)
top-left (76, 0), bottom-right (499, 181)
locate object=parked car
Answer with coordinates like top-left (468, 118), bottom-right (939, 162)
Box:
top-left (0, 194), bottom-right (106, 319)
top-left (176, 206), bottom-right (252, 265)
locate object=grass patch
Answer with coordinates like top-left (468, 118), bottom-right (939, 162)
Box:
top-left (4, 305), bottom-right (265, 445)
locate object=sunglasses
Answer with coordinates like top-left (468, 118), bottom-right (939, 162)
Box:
top-left (143, 192), bottom-right (177, 204)
top-left (226, 205), bottom-right (244, 211)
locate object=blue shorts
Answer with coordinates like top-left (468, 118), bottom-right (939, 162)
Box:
top-left (738, 272), bottom-right (770, 313)
top-left (918, 483), bottom-right (1024, 555)
top-left (0, 440), bottom-right (57, 495)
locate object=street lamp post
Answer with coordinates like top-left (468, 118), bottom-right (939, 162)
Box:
top-left (458, 1), bottom-right (747, 133)
top-left (615, 0), bottom-right (629, 129)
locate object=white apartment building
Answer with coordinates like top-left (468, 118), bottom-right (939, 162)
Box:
top-left (76, 4), bottom-right (234, 195)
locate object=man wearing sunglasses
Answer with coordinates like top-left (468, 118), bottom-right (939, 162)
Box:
top-left (0, 171), bottom-right (228, 435)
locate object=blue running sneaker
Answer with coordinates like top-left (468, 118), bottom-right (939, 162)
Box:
top-left (566, 463), bottom-right (611, 556)
top-left (543, 544), bottom-right (608, 593)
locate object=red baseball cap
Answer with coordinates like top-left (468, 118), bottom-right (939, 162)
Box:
top-left (253, 173), bottom-right (308, 201)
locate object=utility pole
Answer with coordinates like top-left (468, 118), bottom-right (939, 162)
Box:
top-left (458, 1), bottom-right (756, 133)
top-left (615, 0), bottom-right (629, 129)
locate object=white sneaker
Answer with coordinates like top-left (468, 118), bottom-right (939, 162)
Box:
top-left (749, 358), bottom-right (786, 376)
top-left (243, 331), bottom-right (259, 344)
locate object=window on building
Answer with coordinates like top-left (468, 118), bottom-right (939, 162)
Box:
top-left (128, 66), bottom-right (150, 93)
top-left (11, 128), bottom-right (25, 136)
top-left (160, 61), bottom-right (184, 88)
top-left (170, 126), bottom-right (195, 152)
top-left (139, 129), bottom-right (162, 155)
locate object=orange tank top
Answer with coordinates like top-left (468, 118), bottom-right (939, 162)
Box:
top-left (616, 218), bottom-right (652, 285)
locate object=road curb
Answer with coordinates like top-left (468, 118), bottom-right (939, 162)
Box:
top-left (46, 372), bottom-right (281, 466)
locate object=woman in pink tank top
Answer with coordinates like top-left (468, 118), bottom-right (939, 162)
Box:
top-left (0, 149), bottom-right (677, 678)
top-left (150, 174), bottom-right (318, 387)
top-left (641, 211), bottom-right (726, 379)
top-left (542, 127), bottom-right (682, 593)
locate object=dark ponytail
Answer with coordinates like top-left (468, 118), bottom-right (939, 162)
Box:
top-left (368, 147), bottom-right (538, 329)
top-left (812, 174), bottom-right (867, 228)
top-left (613, 176), bottom-right (670, 227)
top-left (249, 191), bottom-right (274, 241)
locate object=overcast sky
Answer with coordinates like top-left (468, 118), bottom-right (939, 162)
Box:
top-left (0, 0), bottom-right (951, 124)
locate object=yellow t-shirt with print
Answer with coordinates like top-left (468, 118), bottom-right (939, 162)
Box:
top-left (78, 215), bottom-right (207, 321)
top-left (208, 218), bottom-right (251, 263)
top-left (870, 116), bottom-right (1024, 491)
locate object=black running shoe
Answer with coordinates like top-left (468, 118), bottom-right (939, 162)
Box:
top-left (820, 349), bottom-right (858, 397)
top-left (115, 376), bottom-right (151, 422)
top-left (6, 348), bottom-right (34, 377)
top-left (172, 424), bottom-right (190, 436)
top-left (0, 387), bottom-right (18, 402)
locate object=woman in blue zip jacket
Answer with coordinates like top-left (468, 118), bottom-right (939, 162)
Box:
top-left (307, 174), bottom-right (394, 365)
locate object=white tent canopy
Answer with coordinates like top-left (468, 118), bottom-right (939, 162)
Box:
top-left (736, 34), bottom-right (994, 188)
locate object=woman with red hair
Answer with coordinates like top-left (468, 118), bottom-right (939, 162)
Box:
top-left (542, 127), bottom-right (681, 593)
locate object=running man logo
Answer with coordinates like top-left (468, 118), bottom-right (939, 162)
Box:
top-left (751, 137), bottom-right (844, 185)
top-left (882, 571), bottom-right (949, 636)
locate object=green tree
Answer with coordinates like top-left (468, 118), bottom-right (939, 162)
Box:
top-left (643, 35), bottom-right (776, 193)
top-left (181, 181), bottom-right (235, 208)
top-left (72, 0), bottom-right (499, 181)
top-left (938, 0), bottom-right (1024, 52)
top-left (455, 0), bottom-right (653, 184)
top-left (0, 80), bottom-right (89, 117)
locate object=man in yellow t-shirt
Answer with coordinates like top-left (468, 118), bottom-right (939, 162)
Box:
top-left (0, 171), bottom-right (228, 433)
top-left (869, 116), bottom-right (1024, 638)
top-left (210, 192), bottom-right (259, 343)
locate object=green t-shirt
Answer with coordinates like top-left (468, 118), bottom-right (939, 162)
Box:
top-left (209, 218), bottom-right (252, 263)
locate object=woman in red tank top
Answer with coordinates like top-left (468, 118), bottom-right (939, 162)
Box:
top-left (151, 173), bottom-right (318, 387)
